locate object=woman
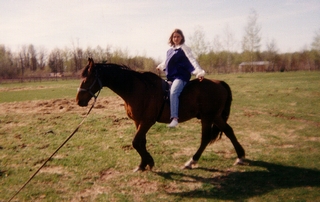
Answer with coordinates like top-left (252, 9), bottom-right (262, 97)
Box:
top-left (157, 29), bottom-right (205, 127)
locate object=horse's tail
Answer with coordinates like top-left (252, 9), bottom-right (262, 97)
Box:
top-left (220, 81), bottom-right (232, 122)
top-left (210, 81), bottom-right (233, 143)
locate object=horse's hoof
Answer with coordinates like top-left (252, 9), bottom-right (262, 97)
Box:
top-left (133, 167), bottom-right (145, 172)
top-left (146, 164), bottom-right (153, 171)
top-left (233, 158), bottom-right (247, 165)
top-left (182, 165), bottom-right (192, 170)
top-left (183, 158), bottom-right (197, 169)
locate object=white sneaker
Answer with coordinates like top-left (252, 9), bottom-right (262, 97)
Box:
top-left (167, 119), bottom-right (178, 128)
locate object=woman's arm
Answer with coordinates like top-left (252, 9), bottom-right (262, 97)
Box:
top-left (181, 44), bottom-right (205, 78)
top-left (156, 61), bottom-right (166, 71)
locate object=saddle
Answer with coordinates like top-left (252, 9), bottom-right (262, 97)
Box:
top-left (161, 80), bottom-right (171, 101)
top-left (157, 80), bottom-right (171, 121)
top-left (157, 79), bottom-right (190, 121)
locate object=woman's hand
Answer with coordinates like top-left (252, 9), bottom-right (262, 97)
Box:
top-left (194, 69), bottom-right (205, 81)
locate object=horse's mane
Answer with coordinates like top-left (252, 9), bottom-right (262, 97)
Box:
top-left (81, 63), bottom-right (133, 78)
top-left (81, 65), bottom-right (90, 78)
top-left (81, 62), bottom-right (161, 87)
top-left (104, 63), bottom-right (133, 71)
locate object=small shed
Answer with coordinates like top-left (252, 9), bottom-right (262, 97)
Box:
top-left (49, 72), bottom-right (64, 77)
top-left (239, 61), bottom-right (271, 72)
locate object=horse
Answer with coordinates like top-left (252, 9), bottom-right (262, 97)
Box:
top-left (76, 58), bottom-right (245, 171)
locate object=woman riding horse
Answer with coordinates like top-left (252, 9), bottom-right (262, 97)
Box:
top-left (76, 58), bottom-right (245, 171)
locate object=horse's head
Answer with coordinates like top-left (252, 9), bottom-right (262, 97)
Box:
top-left (76, 58), bottom-right (103, 106)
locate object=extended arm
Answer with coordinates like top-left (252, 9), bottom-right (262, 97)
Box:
top-left (181, 44), bottom-right (205, 79)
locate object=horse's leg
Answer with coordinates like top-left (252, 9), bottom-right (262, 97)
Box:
top-left (132, 122), bottom-right (154, 172)
top-left (214, 117), bottom-right (246, 165)
top-left (184, 120), bottom-right (220, 169)
top-left (224, 123), bottom-right (246, 165)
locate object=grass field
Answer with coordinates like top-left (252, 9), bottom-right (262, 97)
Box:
top-left (1, 71), bottom-right (319, 201)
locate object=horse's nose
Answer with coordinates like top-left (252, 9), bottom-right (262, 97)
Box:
top-left (77, 100), bottom-right (88, 107)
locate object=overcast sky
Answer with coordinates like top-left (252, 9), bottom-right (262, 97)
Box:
top-left (1, 0), bottom-right (319, 60)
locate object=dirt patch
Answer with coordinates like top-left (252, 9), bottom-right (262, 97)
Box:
top-left (0, 97), bottom-right (124, 115)
top-left (71, 184), bottom-right (110, 202)
top-left (71, 168), bottom-right (121, 201)
top-left (0, 86), bottom-right (49, 92)
top-left (39, 166), bottom-right (68, 175)
top-left (242, 108), bottom-right (320, 127)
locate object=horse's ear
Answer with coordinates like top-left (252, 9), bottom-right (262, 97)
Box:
top-left (88, 58), bottom-right (95, 74)
top-left (87, 57), bottom-right (94, 65)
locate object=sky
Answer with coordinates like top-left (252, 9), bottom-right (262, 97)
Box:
top-left (1, 0), bottom-right (319, 61)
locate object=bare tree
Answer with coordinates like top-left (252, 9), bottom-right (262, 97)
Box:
top-left (71, 39), bottom-right (84, 72)
top-left (242, 9), bottom-right (262, 64)
top-left (73, 47), bottom-right (83, 72)
top-left (223, 24), bottom-right (237, 52)
top-left (223, 24), bottom-right (237, 70)
top-left (17, 45), bottom-right (29, 79)
top-left (311, 28), bottom-right (320, 52)
top-left (266, 38), bottom-right (279, 71)
top-left (48, 48), bottom-right (64, 74)
top-left (0, 45), bottom-right (16, 78)
top-left (84, 46), bottom-right (94, 59)
top-left (109, 47), bottom-right (129, 64)
top-left (95, 45), bottom-right (109, 63)
top-left (211, 35), bottom-right (223, 53)
top-left (28, 44), bottom-right (37, 71)
top-left (189, 26), bottom-right (207, 58)
top-left (20, 45), bottom-right (30, 70)
top-left (38, 47), bottom-right (47, 70)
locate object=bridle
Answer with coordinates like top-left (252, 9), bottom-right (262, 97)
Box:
top-left (77, 70), bottom-right (103, 100)
top-left (8, 69), bottom-right (104, 202)
top-left (8, 63), bottom-right (104, 202)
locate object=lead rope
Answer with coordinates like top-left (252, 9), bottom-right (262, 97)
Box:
top-left (7, 91), bottom-right (100, 202)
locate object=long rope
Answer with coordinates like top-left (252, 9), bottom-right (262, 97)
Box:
top-left (7, 97), bottom-right (98, 202)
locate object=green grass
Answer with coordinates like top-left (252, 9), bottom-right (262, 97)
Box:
top-left (1, 71), bottom-right (320, 201)
top-left (0, 79), bottom-right (116, 103)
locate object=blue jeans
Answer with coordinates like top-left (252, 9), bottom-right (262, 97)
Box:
top-left (170, 79), bottom-right (187, 119)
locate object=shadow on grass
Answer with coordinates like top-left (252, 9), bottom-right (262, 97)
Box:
top-left (155, 160), bottom-right (320, 200)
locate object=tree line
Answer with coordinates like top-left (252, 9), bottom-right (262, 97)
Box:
top-left (1, 42), bottom-right (319, 80)
top-left (1, 9), bottom-right (319, 79)
top-left (0, 44), bottom-right (157, 79)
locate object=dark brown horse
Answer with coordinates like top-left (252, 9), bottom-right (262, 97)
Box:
top-left (76, 58), bottom-right (245, 171)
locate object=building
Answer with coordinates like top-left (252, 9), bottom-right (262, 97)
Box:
top-left (239, 61), bottom-right (271, 72)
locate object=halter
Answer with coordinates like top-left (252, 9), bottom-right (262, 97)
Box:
top-left (77, 70), bottom-right (103, 100)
